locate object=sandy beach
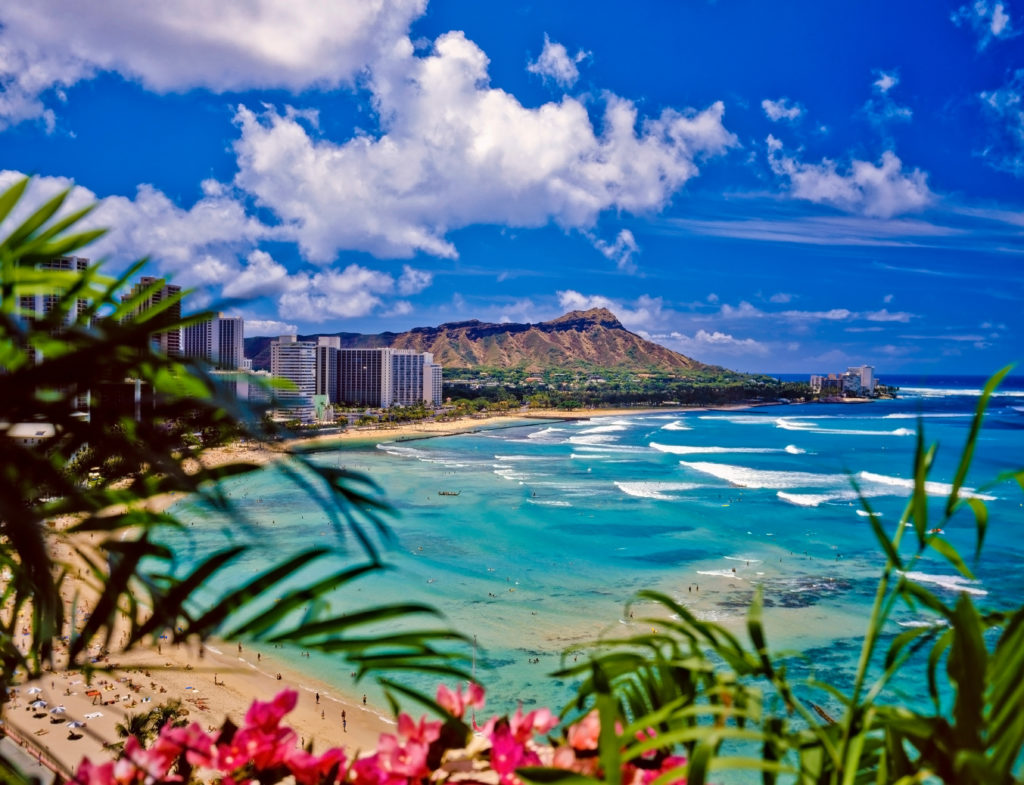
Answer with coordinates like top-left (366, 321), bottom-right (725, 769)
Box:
top-left (3, 403), bottom-right (766, 779)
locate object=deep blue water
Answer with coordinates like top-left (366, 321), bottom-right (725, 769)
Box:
top-left (170, 377), bottom-right (1024, 725)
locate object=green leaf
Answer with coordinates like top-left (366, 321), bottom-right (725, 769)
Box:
top-left (927, 536), bottom-right (974, 580)
top-left (946, 365), bottom-right (1012, 519)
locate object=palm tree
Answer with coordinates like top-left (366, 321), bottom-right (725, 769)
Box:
top-left (0, 178), bottom-right (469, 783)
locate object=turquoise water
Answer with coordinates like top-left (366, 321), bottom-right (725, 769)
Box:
top-left (170, 378), bottom-right (1024, 720)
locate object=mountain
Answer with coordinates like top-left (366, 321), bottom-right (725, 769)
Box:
top-left (244, 308), bottom-right (709, 374)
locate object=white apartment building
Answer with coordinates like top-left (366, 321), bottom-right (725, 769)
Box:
top-left (270, 335), bottom-right (317, 421)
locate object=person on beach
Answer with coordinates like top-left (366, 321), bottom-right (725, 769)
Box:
top-left (315, 692), bottom-right (319, 704)
top-left (362, 694), bottom-right (366, 705)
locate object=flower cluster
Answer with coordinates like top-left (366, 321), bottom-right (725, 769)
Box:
top-left (73, 684), bottom-right (686, 785)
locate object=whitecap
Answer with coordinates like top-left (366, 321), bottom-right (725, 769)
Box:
top-left (493, 454), bottom-right (548, 462)
top-left (882, 412), bottom-right (970, 419)
top-left (527, 427), bottom-right (566, 440)
top-left (724, 556), bottom-right (762, 563)
top-left (777, 491), bottom-right (855, 507)
top-left (855, 509), bottom-right (881, 517)
top-left (578, 424), bottom-right (629, 435)
top-left (775, 417), bottom-right (914, 437)
top-left (901, 571), bottom-right (987, 596)
top-left (680, 461), bottom-right (846, 490)
top-left (859, 471), bottom-right (996, 500)
top-left (614, 481), bottom-right (702, 500)
top-left (568, 433), bottom-right (618, 446)
top-left (784, 444), bottom-right (806, 454)
top-left (661, 420), bottom-right (692, 431)
top-left (649, 442), bottom-right (783, 455)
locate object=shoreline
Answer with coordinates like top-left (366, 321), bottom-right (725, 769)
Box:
top-left (4, 400), bottom-right (794, 778)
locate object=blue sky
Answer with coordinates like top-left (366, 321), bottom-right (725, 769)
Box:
top-left (0, 1), bottom-right (1021, 374)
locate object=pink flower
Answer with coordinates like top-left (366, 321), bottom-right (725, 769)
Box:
top-left (244, 689), bottom-right (298, 732)
top-left (396, 712), bottom-right (442, 745)
top-left (508, 705), bottom-right (558, 744)
top-left (154, 721), bottom-right (215, 768)
top-left (489, 721), bottom-right (542, 785)
top-left (286, 746), bottom-right (347, 785)
top-left (567, 710), bottom-right (600, 751)
top-left (437, 682), bottom-right (485, 719)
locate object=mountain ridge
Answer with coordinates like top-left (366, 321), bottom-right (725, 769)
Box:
top-left (244, 308), bottom-right (713, 374)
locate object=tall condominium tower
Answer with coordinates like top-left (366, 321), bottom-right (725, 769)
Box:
top-left (391, 349), bottom-right (426, 407)
top-left (334, 348), bottom-right (442, 408)
top-left (315, 336), bottom-right (340, 402)
top-left (270, 335), bottom-right (317, 420)
top-left (337, 348), bottom-right (393, 408)
top-left (122, 276), bottom-right (182, 357)
top-left (182, 313), bottom-right (245, 370)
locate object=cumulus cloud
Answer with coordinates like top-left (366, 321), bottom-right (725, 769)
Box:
top-left (769, 292), bottom-right (793, 303)
top-left (592, 229), bottom-right (640, 273)
top-left (765, 135), bottom-right (932, 218)
top-left (0, 170), bottom-right (267, 287)
top-left (527, 34), bottom-right (589, 88)
top-left (233, 31), bottom-right (737, 261)
top-left (221, 250), bottom-right (292, 299)
top-left (397, 265), bottom-right (433, 295)
top-left (278, 265), bottom-right (396, 321)
top-left (668, 329), bottom-right (770, 356)
top-left (952, 1), bottom-right (1015, 48)
top-left (761, 97), bottom-right (804, 123)
top-left (0, 0), bottom-right (427, 128)
top-left (979, 70), bottom-right (1024, 176)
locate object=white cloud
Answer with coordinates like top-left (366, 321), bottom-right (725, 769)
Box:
top-left (278, 265), bottom-right (396, 321)
top-left (769, 292), bottom-right (793, 303)
top-left (244, 319), bottom-right (299, 336)
top-left (715, 299), bottom-right (914, 324)
top-left (668, 329), bottom-right (770, 356)
top-left (527, 34), bottom-right (589, 88)
top-left (233, 31), bottom-right (736, 261)
top-left (864, 308), bottom-right (912, 323)
top-left (979, 70), bottom-right (1024, 177)
top-left (874, 71), bottom-right (898, 93)
top-left (0, 170), bottom-right (267, 287)
top-left (0, 0), bottom-right (427, 129)
top-left (864, 70), bottom-right (912, 127)
top-left (706, 293), bottom-right (719, 304)
top-left (222, 250), bottom-right (292, 299)
top-left (592, 229), bottom-right (640, 273)
top-left (761, 97), bottom-right (804, 123)
top-left (766, 136), bottom-right (932, 218)
top-left (952, 1), bottom-right (1015, 48)
top-left (397, 265), bottom-right (433, 295)
top-left (883, 293), bottom-right (894, 303)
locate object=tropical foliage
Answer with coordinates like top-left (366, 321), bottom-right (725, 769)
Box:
top-left (2, 178), bottom-right (1022, 784)
top-left (0, 178), bottom-right (467, 783)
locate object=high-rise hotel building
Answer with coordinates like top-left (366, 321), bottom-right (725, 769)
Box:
top-left (121, 276), bottom-right (182, 357)
top-left (270, 335), bottom-right (317, 420)
top-left (182, 313), bottom-right (245, 370)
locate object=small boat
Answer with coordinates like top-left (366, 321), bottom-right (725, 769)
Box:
top-left (928, 527), bottom-right (944, 534)
top-left (438, 490), bottom-right (461, 496)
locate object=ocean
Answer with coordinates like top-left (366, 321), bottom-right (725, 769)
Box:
top-left (170, 373), bottom-right (1024, 725)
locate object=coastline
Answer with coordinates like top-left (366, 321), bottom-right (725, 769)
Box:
top-left (6, 400), bottom-right (788, 778)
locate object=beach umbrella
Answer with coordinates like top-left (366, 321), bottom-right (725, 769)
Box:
top-left (26, 687), bottom-right (42, 694)
top-left (50, 706), bottom-right (66, 714)
top-left (29, 700), bottom-right (47, 709)
top-left (66, 721), bottom-right (85, 729)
